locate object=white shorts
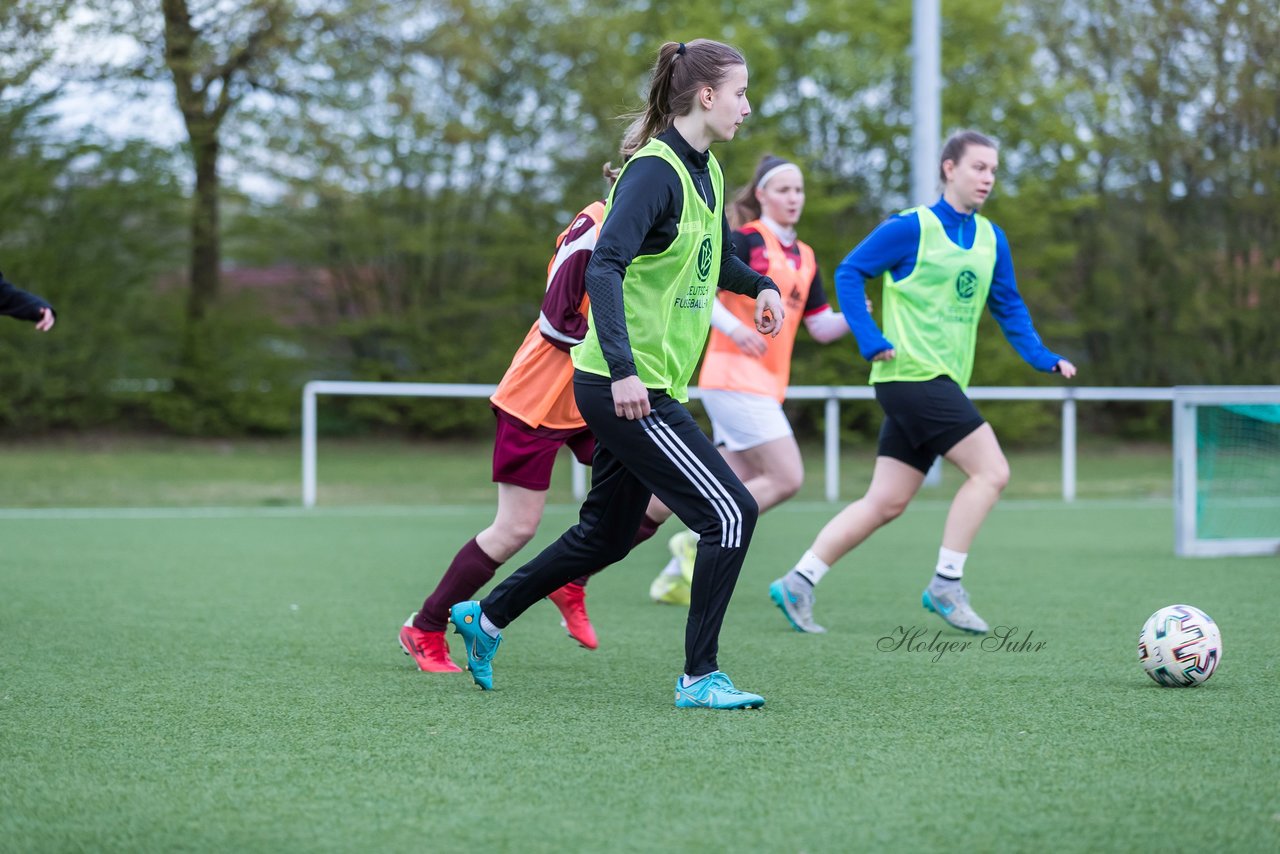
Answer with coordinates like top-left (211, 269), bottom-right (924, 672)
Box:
top-left (699, 389), bottom-right (794, 452)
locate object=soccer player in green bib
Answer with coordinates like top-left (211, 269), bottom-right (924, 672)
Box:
top-left (770, 130), bottom-right (1077, 636)
top-left (449, 40), bottom-right (785, 709)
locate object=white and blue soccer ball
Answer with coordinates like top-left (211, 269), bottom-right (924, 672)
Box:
top-left (1138, 604), bottom-right (1222, 687)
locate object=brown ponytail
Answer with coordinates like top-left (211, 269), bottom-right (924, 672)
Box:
top-left (602, 118), bottom-right (649, 186)
top-left (632, 39), bottom-right (746, 143)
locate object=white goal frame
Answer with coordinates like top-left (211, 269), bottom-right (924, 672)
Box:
top-left (1173, 385), bottom-right (1280, 558)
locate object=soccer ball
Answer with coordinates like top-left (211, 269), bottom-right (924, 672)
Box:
top-left (1138, 604), bottom-right (1222, 687)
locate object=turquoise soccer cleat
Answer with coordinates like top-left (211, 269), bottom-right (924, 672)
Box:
top-left (769, 576), bottom-right (826, 633)
top-left (449, 600), bottom-right (502, 690)
top-left (674, 671), bottom-right (764, 710)
top-left (922, 585), bottom-right (990, 635)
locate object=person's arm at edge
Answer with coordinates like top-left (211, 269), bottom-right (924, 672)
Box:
top-left (0, 270), bottom-right (55, 328)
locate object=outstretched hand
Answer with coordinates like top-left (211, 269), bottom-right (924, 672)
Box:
top-left (34, 307), bottom-right (54, 332)
top-left (754, 289), bottom-right (784, 337)
top-left (1056, 359), bottom-right (1077, 379)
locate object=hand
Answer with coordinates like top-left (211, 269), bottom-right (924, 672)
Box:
top-left (871, 348), bottom-right (896, 362)
top-left (754, 289), bottom-right (784, 337)
top-left (1056, 359), bottom-right (1077, 379)
top-left (611, 375), bottom-right (651, 420)
top-left (729, 325), bottom-right (767, 357)
top-left (35, 307), bottom-right (55, 332)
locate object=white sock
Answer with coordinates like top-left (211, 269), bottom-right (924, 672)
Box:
top-left (792, 550), bottom-right (831, 586)
top-left (681, 672), bottom-right (712, 688)
top-left (935, 547), bottom-right (967, 580)
top-left (479, 613), bottom-right (501, 638)
top-left (659, 556), bottom-right (682, 578)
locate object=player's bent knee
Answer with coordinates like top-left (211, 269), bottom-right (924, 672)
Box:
top-left (503, 518), bottom-right (540, 549)
top-left (876, 497), bottom-right (910, 523)
top-left (775, 469), bottom-right (803, 501)
top-left (594, 542), bottom-right (633, 567)
top-left (981, 462), bottom-right (1011, 493)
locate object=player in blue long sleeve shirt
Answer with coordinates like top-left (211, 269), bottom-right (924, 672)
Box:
top-left (768, 131), bottom-right (1077, 638)
top-left (835, 196), bottom-right (1060, 371)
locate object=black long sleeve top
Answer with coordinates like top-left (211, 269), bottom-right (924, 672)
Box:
top-left (583, 127), bottom-right (779, 380)
top-left (0, 271), bottom-right (53, 322)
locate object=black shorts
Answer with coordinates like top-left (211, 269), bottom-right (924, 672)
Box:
top-left (874, 376), bottom-right (986, 474)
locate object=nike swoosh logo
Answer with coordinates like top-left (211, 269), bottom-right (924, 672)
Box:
top-left (677, 684), bottom-right (707, 703)
top-left (928, 594), bottom-right (955, 615)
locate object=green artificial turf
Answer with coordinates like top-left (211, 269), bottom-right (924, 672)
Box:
top-left (2, 500), bottom-right (1276, 852)
top-left (0, 436), bottom-right (1175, 507)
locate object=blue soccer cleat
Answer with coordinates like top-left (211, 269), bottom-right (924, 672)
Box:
top-left (449, 601), bottom-right (502, 690)
top-left (674, 671), bottom-right (764, 710)
top-left (922, 585), bottom-right (989, 635)
top-left (769, 576), bottom-right (826, 633)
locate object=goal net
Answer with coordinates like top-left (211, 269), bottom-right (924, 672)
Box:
top-left (1174, 386), bottom-right (1280, 557)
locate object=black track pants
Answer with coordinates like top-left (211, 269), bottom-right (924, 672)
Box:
top-left (482, 371), bottom-right (759, 677)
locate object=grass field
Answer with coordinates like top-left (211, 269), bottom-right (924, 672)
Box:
top-left (2, 479), bottom-right (1278, 850)
top-left (0, 435), bottom-right (1175, 507)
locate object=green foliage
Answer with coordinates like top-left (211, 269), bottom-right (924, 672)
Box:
top-left (139, 294), bottom-right (308, 436)
top-left (4, 0), bottom-right (1276, 438)
top-left (0, 96), bottom-right (189, 434)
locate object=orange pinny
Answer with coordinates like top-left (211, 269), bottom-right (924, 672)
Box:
top-left (490, 202), bottom-right (605, 429)
top-left (697, 220), bottom-right (816, 403)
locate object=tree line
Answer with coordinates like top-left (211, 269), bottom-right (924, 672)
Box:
top-left (0, 0), bottom-right (1275, 440)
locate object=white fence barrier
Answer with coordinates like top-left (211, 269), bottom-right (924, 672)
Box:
top-left (301, 380), bottom-right (1178, 508)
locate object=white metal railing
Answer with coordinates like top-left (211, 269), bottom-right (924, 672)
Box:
top-left (301, 380), bottom-right (1178, 508)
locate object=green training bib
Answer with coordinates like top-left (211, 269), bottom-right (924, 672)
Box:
top-left (870, 206), bottom-right (996, 390)
top-left (573, 138), bottom-right (723, 402)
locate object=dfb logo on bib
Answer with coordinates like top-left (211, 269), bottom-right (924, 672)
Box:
top-left (696, 235), bottom-right (714, 282)
top-left (955, 269), bottom-right (978, 301)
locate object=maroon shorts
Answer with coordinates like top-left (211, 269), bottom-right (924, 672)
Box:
top-left (491, 409), bottom-right (595, 491)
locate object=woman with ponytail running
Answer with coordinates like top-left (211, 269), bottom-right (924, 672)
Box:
top-left (448, 39), bottom-right (784, 709)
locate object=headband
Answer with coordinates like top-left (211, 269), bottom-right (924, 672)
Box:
top-left (757, 162), bottom-right (802, 191)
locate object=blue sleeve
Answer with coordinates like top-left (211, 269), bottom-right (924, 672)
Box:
top-left (833, 214), bottom-right (920, 361)
top-left (985, 226), bottom-right (1063, 372)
